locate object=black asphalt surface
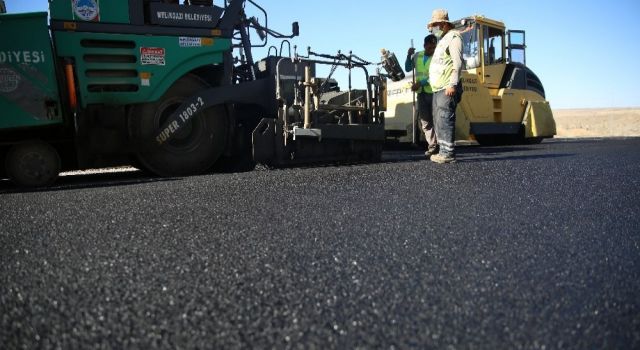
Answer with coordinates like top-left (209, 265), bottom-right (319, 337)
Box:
top-left (2, 138), bottom-right (639, 349)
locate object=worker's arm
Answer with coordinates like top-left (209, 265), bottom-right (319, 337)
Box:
top-left (444, 35), bottom-right (464, 96)
top-left (448, 35), bottom-right (464, 88)
top-left (405, 49), bottom-right (416, 72)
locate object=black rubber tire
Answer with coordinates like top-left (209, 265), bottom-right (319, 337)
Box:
top-left (517, 125), bottom-right (545, 145)
top-left (0, 147), bottom-right (6, 179)
top-left (475, 134), bottom-right (513, 146)
top-left (129, 74), bottom-right (228, 177)
top-left (5, 140), bottom-right (61, 187)
top-left (476, 133), bottom-right (544, 146)
top-left (522, 137), bottom-right (544, 144)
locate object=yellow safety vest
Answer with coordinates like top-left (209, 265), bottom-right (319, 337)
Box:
top-left (415, 51), bottom-right (433, 94)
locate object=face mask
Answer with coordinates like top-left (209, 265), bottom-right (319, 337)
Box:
top-left (431, 25), bottom-right (444, 39)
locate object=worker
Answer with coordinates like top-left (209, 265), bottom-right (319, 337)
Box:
top-left (405, 35), bottom-right (439, 157)
top-left (427, 9), bottom-right (463, 164)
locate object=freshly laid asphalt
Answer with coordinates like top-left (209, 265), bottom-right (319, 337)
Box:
top-left (1, 138), bottom-right (639, 349)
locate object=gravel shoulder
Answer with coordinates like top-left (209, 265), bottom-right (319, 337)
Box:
top-left (553, 108), bottom-right (640, 138)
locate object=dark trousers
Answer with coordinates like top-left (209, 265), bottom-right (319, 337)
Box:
top-left (416, 92), bottom-right (437, 148)
top-left (432, 89), bottom-right (459, 157)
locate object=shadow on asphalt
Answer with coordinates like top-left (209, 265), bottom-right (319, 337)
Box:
top-left (0, 170), bottom-right (182, 194)
top-left (457, 152), bottom-right (575, 163)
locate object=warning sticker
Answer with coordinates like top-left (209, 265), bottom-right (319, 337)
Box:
top-left (140, 47), bottom-right (166, 66)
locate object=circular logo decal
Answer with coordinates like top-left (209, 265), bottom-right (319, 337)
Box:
top-left (0, 68), bottom-right (20, 93)
top-left (72, 0), bottom-right (100, 22)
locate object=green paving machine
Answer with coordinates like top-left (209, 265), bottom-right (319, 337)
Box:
top-left (0, 0), bottom-right (387, 186)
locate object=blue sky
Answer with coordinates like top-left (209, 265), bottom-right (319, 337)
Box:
top-left (6, 0), bottom-right (640, 109)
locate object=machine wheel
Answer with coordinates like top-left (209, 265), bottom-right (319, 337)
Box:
top-left (5, 140), bottom-right (61, 187)
top-left (522, 137), bottom-right (544, 145)
top-left (475, 134), bottom-right (513, 146)
top-left (476, 132), bottom-right (544, 146)
top-left (517, 125), bottom-right (545, 145)
top-left (129, 74), bottom-right (228, 177)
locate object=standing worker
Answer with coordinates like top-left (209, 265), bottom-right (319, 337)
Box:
top-left (405, 35), bottom-right (439, 157)
top-left (427, 9), bottom-right (463, 164)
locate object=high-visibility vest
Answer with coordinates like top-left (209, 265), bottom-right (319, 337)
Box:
top-left (429, 31), bottom-right (463, 92)
top-left (415, 51), bottom-right (433, 94)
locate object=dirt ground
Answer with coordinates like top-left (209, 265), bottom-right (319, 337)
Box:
top-left (553, 108), bottom-right (640, 138)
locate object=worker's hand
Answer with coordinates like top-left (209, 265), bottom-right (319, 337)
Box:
top-left (411, 82), bottom-right (421, 92)
top-left (445, 86), bottom-right (456, 97)
top-left (408, 47), bottom-right (416, 56)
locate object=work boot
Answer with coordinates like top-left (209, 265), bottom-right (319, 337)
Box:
top-left (430, 153), bottom-right (456, 164)
top-left (425, 146), bottom-right (439, 157)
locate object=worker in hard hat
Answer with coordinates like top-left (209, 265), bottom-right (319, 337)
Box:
top-left (406, 34), bottom-right (439, 158)
top-left (427, 9), bottom-right (463, 164)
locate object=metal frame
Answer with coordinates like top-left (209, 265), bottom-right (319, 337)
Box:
top-left (507, 30), bottom-right (527, 66)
